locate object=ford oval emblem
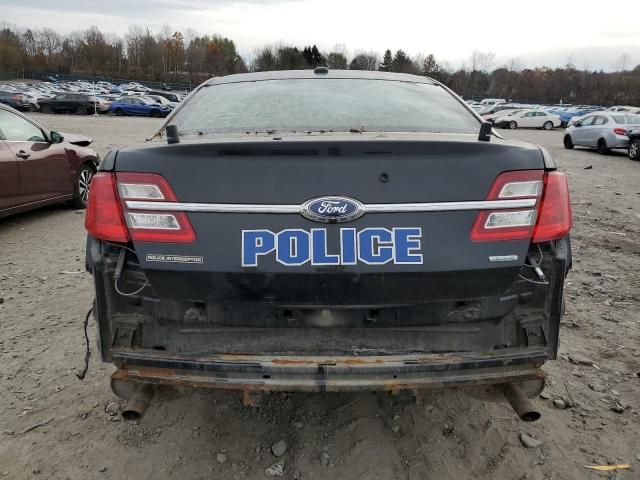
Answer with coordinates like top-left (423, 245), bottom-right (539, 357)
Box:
top-left (301, 196), bottom-right (365, 223)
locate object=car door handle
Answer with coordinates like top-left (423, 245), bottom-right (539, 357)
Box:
top-left (16, 150), bottom-right (30, 159)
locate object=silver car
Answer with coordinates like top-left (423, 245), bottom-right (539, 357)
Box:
top-left (564, 113), bottom-right (640, 154)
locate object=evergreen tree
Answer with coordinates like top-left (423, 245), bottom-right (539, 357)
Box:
top-left (311, 45), bottom-right (323, 66)
top-left (379, 49), bottom-right (392, 71)
top-left (302, 46), bottom-right (313, 66)
top-left (422, 53), bottom-right (440, 78)
top-left (391, 49), bottom-right (412, 73)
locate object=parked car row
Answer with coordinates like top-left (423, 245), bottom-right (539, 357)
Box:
top-left (467, 99), bottom-right (640, 161)
top-left (0, 79), bottom-right (185, 116)
top-left (468, 99), bottom-right (640, 130)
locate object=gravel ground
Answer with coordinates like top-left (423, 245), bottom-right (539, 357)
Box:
top-left (0, 114), bottom-right (639, 480)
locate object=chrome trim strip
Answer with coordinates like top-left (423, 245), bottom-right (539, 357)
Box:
top-left (364, 199), bottom-right (536, 212)
top-left (125, 198), bottom-right (537, 213)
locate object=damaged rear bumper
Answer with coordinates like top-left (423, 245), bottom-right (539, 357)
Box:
top-left (111, 348), bottom-right (547, 395)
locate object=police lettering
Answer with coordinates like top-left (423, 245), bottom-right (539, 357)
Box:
top-left (242, 228), bottom-right (423, 267)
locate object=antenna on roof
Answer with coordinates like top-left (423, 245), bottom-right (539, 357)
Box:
top-left (478, 121), bottom-right (492, 142)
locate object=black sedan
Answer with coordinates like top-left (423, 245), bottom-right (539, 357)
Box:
top-left (38, 93), bottom-right (109, 115)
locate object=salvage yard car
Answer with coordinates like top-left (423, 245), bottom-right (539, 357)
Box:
top-left (109, 97), bottom-right (171, 117)
top-left (39, 93), bottom-right (109, 115)
top-left (0, 104), bottom-right (99, 217)
top-left (563, 113), bottom-right (640, 154)
top-left (85, 69), bottom-right (573, 422)
top-left (494, 109), bottom-right (561, 130)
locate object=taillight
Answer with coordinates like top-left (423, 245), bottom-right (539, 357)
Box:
top-left (531, 172), bottom-right (572, 243)
top-left (613, 127), bottom-right (627, 136)
top-left (470, 170), bottom-right (572, 243)
top-left (85, 173), bottom-right (130, 242)
top-left (116, 172), bottom-right (195, 243)
top-left (470, 170), bottom-right (543, 242)
top-left (85, 172), bottom-right (195, 243)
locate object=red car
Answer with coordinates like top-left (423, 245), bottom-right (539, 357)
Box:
top-left (0, 104), bottom-right (99, 218)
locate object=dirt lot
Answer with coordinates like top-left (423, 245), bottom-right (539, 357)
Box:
top-left (1, 114), bottom-right (639, 480)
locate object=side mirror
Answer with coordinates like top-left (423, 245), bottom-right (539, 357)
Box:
top-left (574, 122), bottom-right (581, 127)
top-left (50, 131), bottom-right (64, 143)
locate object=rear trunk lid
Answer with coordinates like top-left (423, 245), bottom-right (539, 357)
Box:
top-left (111, 134), bottom-right (546, 306)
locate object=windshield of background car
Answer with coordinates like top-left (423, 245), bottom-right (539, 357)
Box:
top-left (172, 78), bottom-right (480, 135)
top-left (612, 114), bottom-right (640, 124)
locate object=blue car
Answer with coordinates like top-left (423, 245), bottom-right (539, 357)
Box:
top-left (547, 107), bottom-right (601, 127)
top-left (109, 97), bottom-right (171, 117)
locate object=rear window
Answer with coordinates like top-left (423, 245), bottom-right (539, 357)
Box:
top-left (612, 114), bottom-right (640, 124)
top-left (172, 78), bottom-right (480, 135)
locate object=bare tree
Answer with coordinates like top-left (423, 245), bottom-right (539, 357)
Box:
top-left (40, 28), bottom-right (61, 65)
top-left (349, 51), bottom-right (378, 71)
top-left (616, 53), bottom-right (631, 73)
top-left (470, 51), bottom-right (496, 73)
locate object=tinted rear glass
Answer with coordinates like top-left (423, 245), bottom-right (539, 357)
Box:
top-left (172, 78), bottom-right (480, 135)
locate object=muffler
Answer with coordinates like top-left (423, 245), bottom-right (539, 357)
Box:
top-left (121, 384), bottom-right (155, 421)
top-left (503, 384), bottom-right (541, 422)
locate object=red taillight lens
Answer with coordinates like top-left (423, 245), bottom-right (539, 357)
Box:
top-left (85, 172), bottom-right (195, 244)
top-left (613, 127), bottom-right (627, 136)
top-left (470, 170), bottom-right (572, 243)
top-left (116, 172), bottom-right (195, 243)
top-left (532, 171), bottom-right (572, 243)
top-left (471, 170), bottom-right (543, 242)
top-left (85, 173), bottom-right (130, 242)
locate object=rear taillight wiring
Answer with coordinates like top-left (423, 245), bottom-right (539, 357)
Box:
top-left (113, 247), bottom-right (149, 296)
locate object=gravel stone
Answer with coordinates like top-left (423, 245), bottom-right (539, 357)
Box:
top-left (105, 402), bottom-right (119, 416)
top-left (216, 453), bottom-right (228, 464)
top-left (569, 354), bottom-right (594, 366)
top-left (553, 399), bottom-right (566, 409)
top-left (271, 440), bottom-right (288, 458)
top-left (265, 462), bottom-right (284, 476)
top-left (611, 402), bottom-right (625, 414)
top-left (519, 432), bottom-right (543, 448)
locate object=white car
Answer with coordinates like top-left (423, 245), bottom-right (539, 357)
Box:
top-left (563, 113), bottom-right (640, 154)
top-left (483, 109), bottom-right (523, 123)
top-left (480, 98), bottom-right (506, 106)
top-left (494, 109), bottom-right (561, 130)
top-left (605, 105), bottom-right (639, 113)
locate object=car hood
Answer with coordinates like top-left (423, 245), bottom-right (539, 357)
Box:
top-left (61, 132), bottom-right (93, 147)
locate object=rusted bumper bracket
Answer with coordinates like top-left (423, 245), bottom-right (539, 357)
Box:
top-left (111, 349), bottom-right (547, 395)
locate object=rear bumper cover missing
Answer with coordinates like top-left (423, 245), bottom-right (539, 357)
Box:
top-left (111, 348), bottom-right (547, 395)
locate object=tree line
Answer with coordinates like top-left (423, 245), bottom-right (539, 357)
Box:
top-left (1, 23), bottom-right (639, 105)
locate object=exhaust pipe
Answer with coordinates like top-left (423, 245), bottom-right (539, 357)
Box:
top-left (503, 384), bottom-right (541, 422)
top-left (121, 384), bottom-right (154, 421)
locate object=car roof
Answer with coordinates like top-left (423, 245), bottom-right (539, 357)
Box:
top-left (204, 69), bottom-right (439, 86)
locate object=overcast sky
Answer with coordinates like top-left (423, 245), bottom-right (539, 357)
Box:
top-left (2, 0), bottom-right (639, 71)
